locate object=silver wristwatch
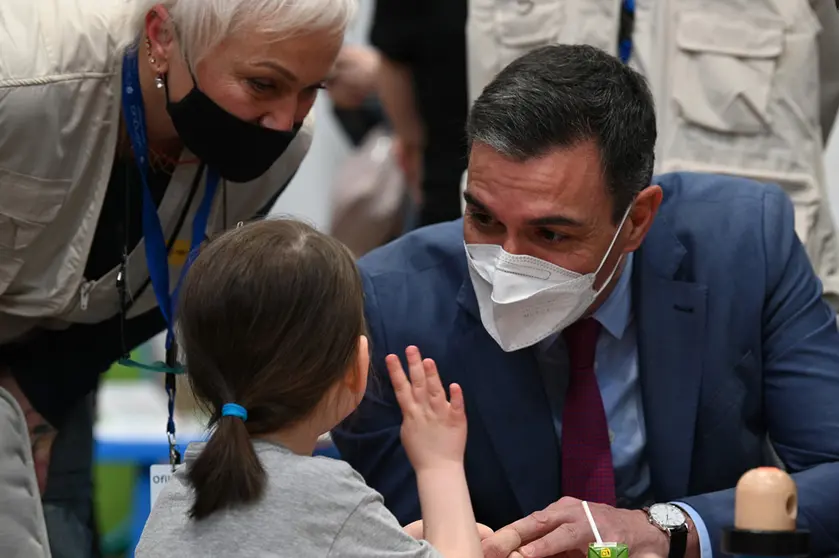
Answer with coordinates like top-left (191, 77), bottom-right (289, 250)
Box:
top-left (646, 503), bottom-right (689, 558)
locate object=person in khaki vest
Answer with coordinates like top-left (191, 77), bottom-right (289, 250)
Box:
top-left (465, 0), bottom-right (839, 312)
top-left (0, 0), bottom-right (356, 556)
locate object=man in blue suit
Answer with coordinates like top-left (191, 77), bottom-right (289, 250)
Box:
top-left (331, 44), bottom-right (839, 558)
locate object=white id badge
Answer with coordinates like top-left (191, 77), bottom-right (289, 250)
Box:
top-left (149, 464), bottom-right (179, 508)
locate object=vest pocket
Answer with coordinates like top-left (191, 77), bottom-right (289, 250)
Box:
top-left (494, 0), bottom-right (562, 48)
top-left (0, 169), bottom-right (70, 251)
top-left (672, 11), bottom-right (785, 135)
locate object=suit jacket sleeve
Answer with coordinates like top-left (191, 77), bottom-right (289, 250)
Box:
top-left (331, 269), bottom-right (422, 525)
top-left (682, 187), bottom-right (839, 555)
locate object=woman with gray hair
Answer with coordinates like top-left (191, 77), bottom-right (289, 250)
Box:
top-left (0, 0), bottom-right (355, 556)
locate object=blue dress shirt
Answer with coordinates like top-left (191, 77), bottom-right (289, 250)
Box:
top-left (538, 252), bottom-right (712, 557)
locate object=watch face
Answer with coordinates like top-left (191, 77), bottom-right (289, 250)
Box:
top-left (650, 504), bottom-right (686, 528)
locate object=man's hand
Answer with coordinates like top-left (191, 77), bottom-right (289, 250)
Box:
top-left (0, 372), bottom-right (56, 494)
top-left (403, 520), bottom-right (494, 541)
top-left (482, 498), bottom-right (673, 558)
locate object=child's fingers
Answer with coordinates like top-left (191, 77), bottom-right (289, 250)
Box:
top-left (405, 346), bottom-right (426, 400)
top-left (423, 358), bottom-right (447, 411)
top-left (449, 383), bottom-right (465, 415)
top-left (386, 354), bottom-right (414, 410)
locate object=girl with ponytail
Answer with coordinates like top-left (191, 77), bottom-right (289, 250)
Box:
top-left (136, 219), bottom-right (487, 558)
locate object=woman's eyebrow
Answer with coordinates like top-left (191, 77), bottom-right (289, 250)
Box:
top-left (251, 60), bottom-right (298, 83)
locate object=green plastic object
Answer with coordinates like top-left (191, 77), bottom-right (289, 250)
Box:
top-left (588, 542), bottom-right (629, 558)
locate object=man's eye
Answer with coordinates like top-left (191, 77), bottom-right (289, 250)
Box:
top-left (468, 211), bottom-right (495, 226)
top-left (537, 228), bottom-right (566, 243)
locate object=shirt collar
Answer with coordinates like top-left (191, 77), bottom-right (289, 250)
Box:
top-left (537, 252), bottom-right (634, 352)
top-left (592, 251), bottom-right (634, 340)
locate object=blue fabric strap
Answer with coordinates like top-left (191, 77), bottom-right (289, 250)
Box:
top-left (221, 403), bottom-right (248, 422)
top-left (121, 47), bottom-right (220, 354)
top-left (618, 0), bottom-right (635, 64)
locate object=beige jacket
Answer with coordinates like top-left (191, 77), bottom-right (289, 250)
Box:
top-left (0, 0), bottom-right (313, 344)
top-left (466, 0), bottom-right (839, 309)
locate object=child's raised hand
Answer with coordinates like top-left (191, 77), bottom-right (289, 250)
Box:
top-left (386, 346), bottom-right (466, 472)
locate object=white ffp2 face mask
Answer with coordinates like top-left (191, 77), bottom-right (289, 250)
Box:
top-left (465, 208), bottom-right (630, 352)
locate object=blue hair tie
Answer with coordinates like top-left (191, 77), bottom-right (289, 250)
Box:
top-left (221, 403), bottom-right (248, 422)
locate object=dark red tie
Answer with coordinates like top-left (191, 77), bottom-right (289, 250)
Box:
top-left (561, 318), bottom-right (617, 505)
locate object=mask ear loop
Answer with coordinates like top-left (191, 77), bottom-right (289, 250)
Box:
top-left (591, 203), bottom-right (633, 296)
top-left (160, 48), bottom-right (200, 107)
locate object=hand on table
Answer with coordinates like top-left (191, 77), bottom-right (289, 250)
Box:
top-left (0, 372), bottom-right (56, 494)
top-left (403, 520), bottom-right (494, 541)
top-left (482, 498), bottom-right (669, 558)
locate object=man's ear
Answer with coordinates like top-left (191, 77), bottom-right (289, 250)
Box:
top-left (344, 335), bottom-right (369, 395)
top-left (623, 185), bottom-right (662, 252)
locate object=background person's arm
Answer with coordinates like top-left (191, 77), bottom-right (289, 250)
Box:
top-left (368, 0), bottom-right (425, 202)
top-left (681, 187), bottom-right (839, 555)
top-left (378, 57), bottom-right (425, 197)
top-left (327, 45), bottom-right (381, 110)
top-left (377, 57), bottom-right (424, 151)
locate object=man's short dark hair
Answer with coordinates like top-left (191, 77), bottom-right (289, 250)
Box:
top-left (467, 44), bottom-right (657, 222)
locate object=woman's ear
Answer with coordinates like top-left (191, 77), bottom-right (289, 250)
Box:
top-left (344, 335), bottom-right (369, 395)
top-left (144, 6), bottom-right (176, 74)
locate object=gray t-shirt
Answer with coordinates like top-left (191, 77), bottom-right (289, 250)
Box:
top-left (136, 440), bottom-right (441, 558)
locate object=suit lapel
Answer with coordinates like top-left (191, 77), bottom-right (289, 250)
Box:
top-left (454, 279), bottom-right (561, 516)
top-left (633, 216), bottom-right (707, 501)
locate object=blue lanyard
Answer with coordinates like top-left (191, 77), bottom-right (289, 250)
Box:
top-left (121, 48), bottom-right (219, 349)
top-left (618, 0), bottom-right (635, 64)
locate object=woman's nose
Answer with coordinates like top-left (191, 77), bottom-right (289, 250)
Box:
top-left (260, 91), bottom-right (316, 131)
top-left (260, 109), bottom-right (295, 131)
top-left (259, 97), bottom-right (297, 131)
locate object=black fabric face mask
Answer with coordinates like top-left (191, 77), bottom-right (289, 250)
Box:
top-left (165, 79), bottom-right (301, 183)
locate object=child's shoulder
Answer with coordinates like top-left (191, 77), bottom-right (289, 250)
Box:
top-left (258, 443), bottom-right (376, 507)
